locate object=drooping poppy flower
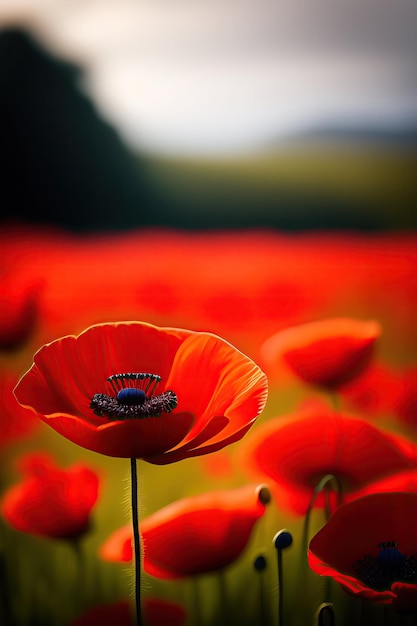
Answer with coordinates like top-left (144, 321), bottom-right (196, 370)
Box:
top-left (70, 601), bottom-right (134, 626)
top-left (100, 484), bottom-right (270, 577)
top-left (14, 322), bottom-right (267, 462)
top-left (0, 368), bottom-right (39, 448)
top-left (260, 318), bottom-right (381, 389)
top-left (308, 492), bottom-right (417, 610)
top-left (1, 452), bottom-right (100, 539)
top-left (240, 408), bottom-right (417, 515)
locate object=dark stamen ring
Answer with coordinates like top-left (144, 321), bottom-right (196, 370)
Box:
top-left (90, 372), bottom-right (177, 420)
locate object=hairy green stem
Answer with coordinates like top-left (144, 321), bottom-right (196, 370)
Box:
top-left (130, 457), bottom-right (142, 626)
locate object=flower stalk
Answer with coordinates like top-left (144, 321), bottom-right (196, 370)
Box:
top-left (130, 458), bottom-right (142, 626)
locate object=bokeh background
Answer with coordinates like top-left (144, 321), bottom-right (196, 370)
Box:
top-left (1, 0), bottom-right (417, 231)
top-left (1, 1), bottom-right (417, 625)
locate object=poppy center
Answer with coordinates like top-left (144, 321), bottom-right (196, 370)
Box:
top-left (90, 372), bottom-right (178, 420)
top-left (355, 541), bottom-right (417, 591)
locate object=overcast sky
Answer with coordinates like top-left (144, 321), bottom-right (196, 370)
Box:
top-left (1, 0), bottom-right (417, 155)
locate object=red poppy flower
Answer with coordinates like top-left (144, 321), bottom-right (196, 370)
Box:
top-left (0, 368), bottom-right (39, 448)
top-left (240, 408), bottom-right (417, 514)
top-left (100, 484), bottom-right (270, 577)
top-left (1, 452), bottom-right (100, 539)
top-left (308, 492), bottom-right (417, 610)
top-left (14, 322), bottom-right (267, 462)
top-left (70, 601), bottom-right (133, 626)
top-left (339, 361), bottom-right (403, 417)
top-left (260, 318), bottom-right (381, 389)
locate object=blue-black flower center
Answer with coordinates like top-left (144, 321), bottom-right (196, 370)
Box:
top-left (355, 541), bottom-right (417, 591)
top-left (90, 372), bottom-right (178, 420)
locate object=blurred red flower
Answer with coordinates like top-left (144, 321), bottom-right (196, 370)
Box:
top-left (197, 449), bottom-right (235, 479)
top-left (1, 452), bottom-right (100, 539)
top-left (339, 361), bottom-right (403, 417)
top-left (352, 469), bottom-right (417, 499)
top-left (0, 269), bottom-right (41, 352)
top-left (143, 597), bottom-right (186, 626)
top-left (394, 367), bottom-right (417, 428)
top-left (70, 601), bottom-right (133, 626)
top-left (100, 484), bottom-right (270, 578)
top-left (2, 227), bottom-right (417, 362)
top-left (308, 492), bottom-right (417, 610)
top-left (260, 318), bottom-right (381, 389)
top-left (14, 322), bottom-right (267, 462)
top-left (0, 368), bottom-right (39, 448)
top-left (71, 598), bottom-right (185, 626)
top-left (240, 409), bottom-right (417, 515)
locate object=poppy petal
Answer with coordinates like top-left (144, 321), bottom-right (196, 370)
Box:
top-left (152, 418), bottom-right (256, 464)
top-left (34, 411), bottom-right (195, 459)
top-left (391, 583), bottom-right (417, 613)
top-left (164, 332), bottom-right (267, 452)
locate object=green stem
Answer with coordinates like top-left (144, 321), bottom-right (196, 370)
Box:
top-left (70, 539), bottom-right (86, 611)
top-left (277, 548), bottom-right (284, 626)
top-left (273, 531), bottom-right (293, 626)
top-left (130, 457), bottom-right (142, 626)
top-left (254, 556), bottom-right (269, 626)
top-left (0, 518), bottom-right (11, 626)
top-left (189, 578), bottom-right (203, 626)
top-left (302, 474), bottom-right (343, 554)
top-left (298, 474), bottom-right (342, 621)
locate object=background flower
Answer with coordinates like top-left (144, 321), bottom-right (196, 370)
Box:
top-left (260, 317), bottom-right (381, 389)
top-left (143, 597), bottom-right (187, 626)
top-left (1, 452), bottom-right (100, 539)
top-left (0, 368), bottom-right (40, 450)
top-left (240, 409), bottom-right (417, 514)
top-left (70, 601), bottom-right (134, 626)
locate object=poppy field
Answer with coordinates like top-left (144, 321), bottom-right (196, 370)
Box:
top-left (1, 224), bottom-right (417, 626)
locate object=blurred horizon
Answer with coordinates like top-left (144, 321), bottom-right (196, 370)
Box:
top-left (0, 2), bottom-right (416, 232)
